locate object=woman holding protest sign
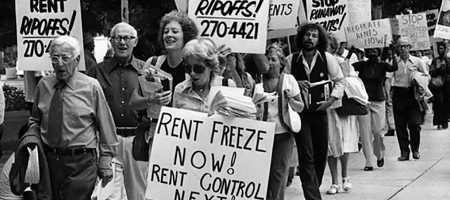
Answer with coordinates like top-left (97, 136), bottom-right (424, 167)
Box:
top-left (253, 43), bottom-right (303, 200)
top-left (173, 38), bottom-right (236, 113)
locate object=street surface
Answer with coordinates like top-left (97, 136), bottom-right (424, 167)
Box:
top-left (286, 114), bottom-right (450, 200)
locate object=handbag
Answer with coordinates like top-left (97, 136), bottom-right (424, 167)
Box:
top-left (430, 75), bottom-right (444, 88)
top-left (277, 73), bottom-right (301, 133)
top-left (335, 93), bottom-right (369, 116)
top-left (132, 123), bottom-right (151, 161)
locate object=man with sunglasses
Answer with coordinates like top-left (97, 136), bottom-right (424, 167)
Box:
top-left (88, 22), bottom-right (169, 200)
top-left (27, 35), bottom-right (118, 199)
top-left (392, 37), bottom-right (429, 161)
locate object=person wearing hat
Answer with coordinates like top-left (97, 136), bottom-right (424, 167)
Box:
top-left (83, 33), bottom-right (97, 73)
top-left (392, 37), bottom-right (429, 161)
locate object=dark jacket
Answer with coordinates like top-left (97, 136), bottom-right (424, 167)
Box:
top-left (9, 130), bottom-right (51, 199)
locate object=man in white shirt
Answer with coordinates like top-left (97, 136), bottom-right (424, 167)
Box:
top-left (392, 37), bottom-right (429, 161)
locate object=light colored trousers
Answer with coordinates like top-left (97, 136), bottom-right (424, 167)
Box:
top-left (116, 135), bottom-right (149, 200)
top-left (358, 101), bottom-right (386, 167)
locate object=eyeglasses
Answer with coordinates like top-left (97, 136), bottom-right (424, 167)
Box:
top-left (111, 35), bottom-right (136, 42)
top-left (184, 62), bottom-right (206, 74)
top-left (398, 45), bottom-right (411, 49)
top-left (51, 55), bottom-right (75, 64)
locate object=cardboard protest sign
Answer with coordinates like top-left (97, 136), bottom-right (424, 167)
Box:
top-left (434, 0), bottom-right (450, 40)
top-left (348, 0), bottom-right (371, 26)
top-left (397, 13), bottom-right (430, 50)
top-left (175, 0), bottom-right (188, 12)
top-left (188, 0), bottom-right (270, 54)
top-left (268, 0), bottom-right (307, 39)
top-left (268, 0), bottom-right (299, 30)
top-left (306, 0), bottom-right (349, 41)
top-left (146, 107), bottom-right (275, 200)
top-left (424, 9), bottom-right (439, 38)
top-left (345, 19), bottom-right (392, 49)
top-left (15, 0), bottom-right (84, 71)
top-left (390, 18), bottom-right (399, 36)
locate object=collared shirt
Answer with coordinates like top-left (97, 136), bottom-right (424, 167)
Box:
top-left (29, 72), bottom-right (118, 157)
top-left (393, 55), bottom-right (429, 88)
top-left (93, 56), bottom-right (146, 127)
top-left (285, 50), bottom-right (345, 99)
top-left (173, 76), bottom-right (236, 113)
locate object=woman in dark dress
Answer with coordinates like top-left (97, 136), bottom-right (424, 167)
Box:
top-left (429, 43), bottom-right (450, 129)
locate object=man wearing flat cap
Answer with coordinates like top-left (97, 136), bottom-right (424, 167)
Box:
top-left (391, 37), bottom-right (429, 161)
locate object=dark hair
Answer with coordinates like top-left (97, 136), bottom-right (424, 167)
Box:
top-left (437, 42), bottom-right (447, 49)
top-left (295, 23), bottom-right (329, 52)
top-left (158, 10), bottom-right (198, 52)
top-left (364, 48), bottom-right (381, 56)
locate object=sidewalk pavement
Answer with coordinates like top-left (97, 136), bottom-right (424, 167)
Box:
top-left (285, 114), bottom-right (450, 200)
top-left (1, 114), bottom-right (449, 200)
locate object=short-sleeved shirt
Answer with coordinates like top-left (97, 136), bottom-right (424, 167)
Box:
top-left (392, 55), bottom-right (428, 88)
top-left (353, 60), bottom-right (397, 101)
top-left (255, 74), bottom-right (300, 134)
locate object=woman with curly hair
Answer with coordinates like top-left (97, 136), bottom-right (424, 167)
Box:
top-left (130, 10), bottom-right (199, 116)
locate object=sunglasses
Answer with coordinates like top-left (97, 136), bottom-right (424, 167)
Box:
top-left (184, 62), bottom-right (206, 74)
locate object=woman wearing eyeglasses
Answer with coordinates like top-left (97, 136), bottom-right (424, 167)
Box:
top-left (172, 38), bottom-right (236, 113)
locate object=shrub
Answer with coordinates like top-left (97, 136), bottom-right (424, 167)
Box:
top-left (3, 85), bottom-right (27, 111)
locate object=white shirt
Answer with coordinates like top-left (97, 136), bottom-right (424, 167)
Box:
top-left (285, 50), bottom-right (345, 99)
top-left (393, 55), bottom-right (429, 88)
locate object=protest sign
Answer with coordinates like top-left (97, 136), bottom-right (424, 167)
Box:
top-left (268, 0), bottom-right (299, 30)
top-left (390, 18), bottom-right (399, 36)
top-left (396, 13), bottom-right (430, 50)
top-left (345, 19), bottom-right (392, 49)
top-left (15, 0), bottom-right (85, 71)
top-left (146, 107), bottom-right (275, 200)
top-left (424, 9), bottom-right (439, 38)
top-left (306, 0), bottom-right (349, 41)
top-left (434, 0), bottom-right (450, 40)
top-left (348, 0), bottom-right (371, 26)
top-left (175, 0), bottom-right (188, 12)
top-left (188, 0), bottom-right (270, 54)
top-left (268, 0), bottom-right (307, 39)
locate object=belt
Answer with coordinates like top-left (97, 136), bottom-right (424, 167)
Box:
top-left (44, 145), bottom-right (95, 156)
top-left (116, 127), bottom-right (138, 137)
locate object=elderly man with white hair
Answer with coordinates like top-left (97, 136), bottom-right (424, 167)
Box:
top-left (28, 35), bottom-right (118, 199)
top-left (392, 36), bottom-right (429, 161)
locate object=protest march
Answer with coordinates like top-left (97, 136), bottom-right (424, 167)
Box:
top-left (1, 0), bottom-right (450, 200)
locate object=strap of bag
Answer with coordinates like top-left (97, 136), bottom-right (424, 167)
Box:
top-left (277, 73), bottom-right (291, 131)
top-left (150, 56), bottom-right (158, 66)
top-left (262, 102), bottom-right (269, 121)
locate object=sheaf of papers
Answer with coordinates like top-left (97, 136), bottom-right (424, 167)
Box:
top-left (208, 86), bottom-right (256, 119)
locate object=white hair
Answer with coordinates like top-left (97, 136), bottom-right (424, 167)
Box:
top-left (50, 35), bottom-right (81, 57)
top-left (110, 22), bottom-right (138, 38)
top-left (182, 38), bottom-right (219, 68)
